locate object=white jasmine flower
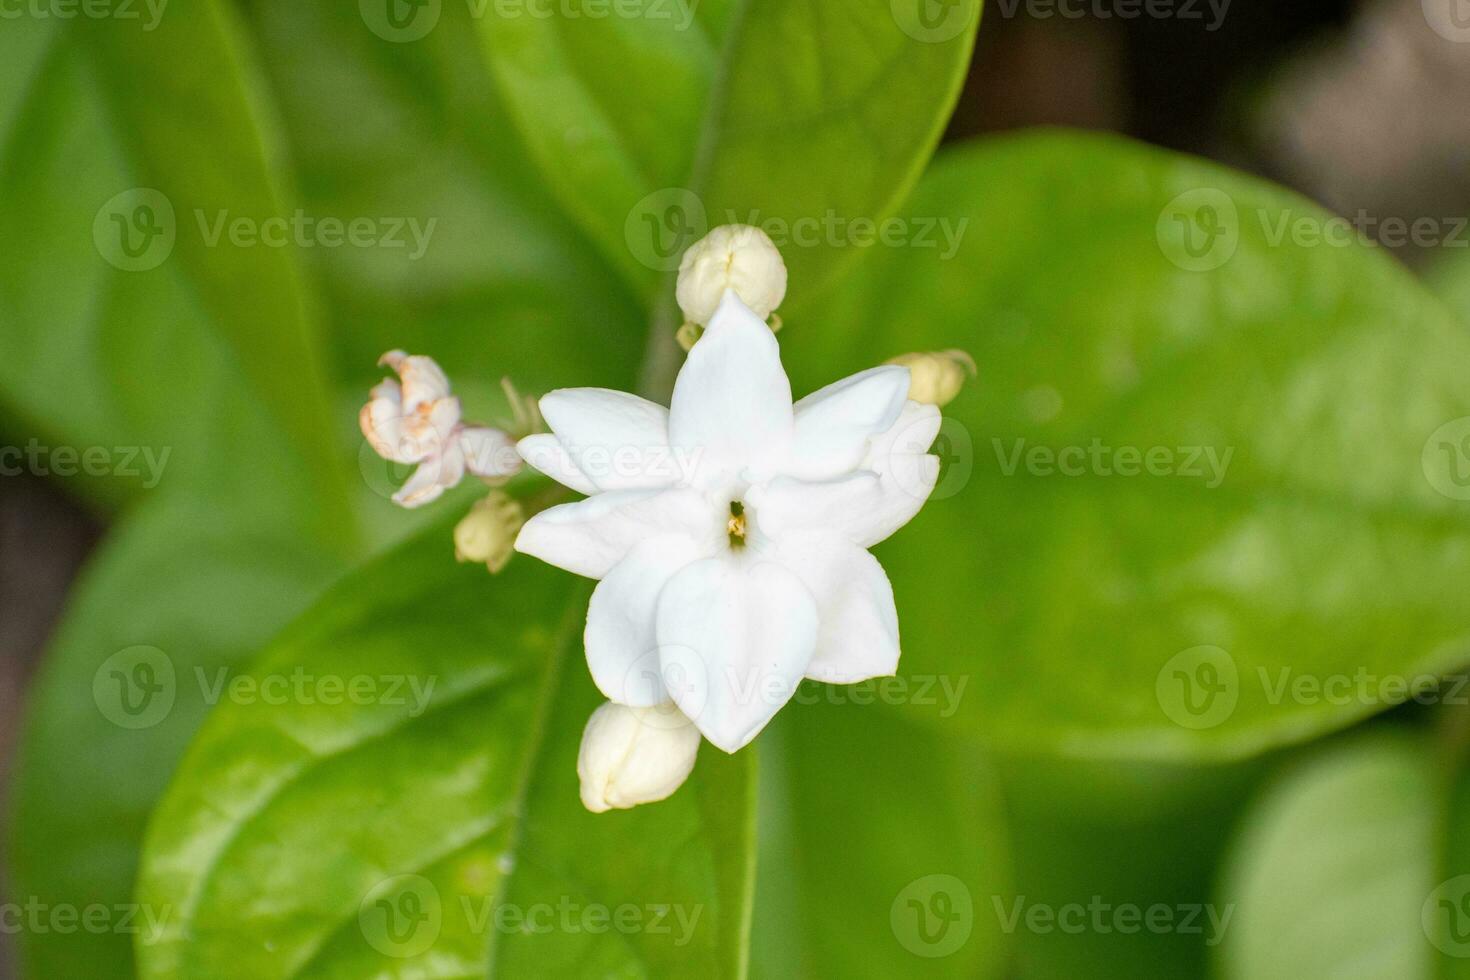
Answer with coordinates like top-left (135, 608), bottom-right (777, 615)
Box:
top-left (454, 492), bottom-right (525, 573)
top-left (514, 289), bottom-right (942, 753)
top-left (676, 225), bottom-right (787, 326)
top-left (577, 700), bottom-right (701, 812)
top-left (885, 349), bottom-right (976, 407)
top-left (360, 350), bottom-right (521, 508)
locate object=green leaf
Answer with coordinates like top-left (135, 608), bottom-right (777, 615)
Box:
top-left (995, 756), bottom-right (1263, 979)
top-left (76, 3), bottom-right (354, 536)
top-left (1428, 250), bottom-right (1470, 328)
top-left (0, 26), bottom-right (288, 510)
top-left (751, 698), bottom-right (1011, 978)
top-left (8, 493), bottom-right (344, 978)
top-left (478, 0), bottom-right (981, 301)
top-left (1214, 732), bottom-right (1440, 979)
top-left (134, 519), bottom-right (755, 979)
top-left (786, 130), bottom-right (1470, 762)
top-left (237, 0), bottom-right (648, 397)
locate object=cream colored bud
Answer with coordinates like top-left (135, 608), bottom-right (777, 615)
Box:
top-left (675, 224), bottom-right (787, 326)
top-left (886, 349), bottom-right (976, 407)
top-left (453, 492), bottom-right (525, 573)
top-left (577, 701), bottom-right (700, 813)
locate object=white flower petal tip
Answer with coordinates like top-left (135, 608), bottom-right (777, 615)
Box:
top-left (885, 350), bottom-right (976, 407)
top-left (577, 701), bottom-right (701, 813)
top-left (361, 351), bottom-right (524, 509)
top-left (454, 492), bottom-right (525, 573)
top-left (656, 558), bottom-right (819, 753)
top-left (676, 224), bottom-right (787, 327)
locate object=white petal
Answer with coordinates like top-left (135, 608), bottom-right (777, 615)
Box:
top-left (380, 349), bottom-right (451, 411)
top-left (788, 366), bottom-right (910, 481)
top-left (769, 532), bottom-right (900, 683)
top-left (540, 388), bottom-right (674, 491)
top-left (585, 535), bottom-right (705, 707)
top-left (514, 487), bottom-right (719, 579)
top-left (867, 400), bottom-right (942, 477)
top-left (745, 472), bottom-right (881, 541)
top-left (360, 381), bottom-right (420, 463)
top-left (457, 426), bottom-right (521, 479)
top-left (517, 434), bottom-right (598, 495)
top-left (747, 459), bottom-right (938, 550)
top-left (391, 448), bottom-right (463, 508)
top-left (655, 556), bottom-right (817, 752)
top-left (669, 291), bottom-right (794, 495)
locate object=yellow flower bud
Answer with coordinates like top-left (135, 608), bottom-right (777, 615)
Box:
top-left (886, 349), bottom-right (976, 407)
top-left (675, 224), bottom-right (787, 326)
top-left (453, 492), bottom-right (525, 573)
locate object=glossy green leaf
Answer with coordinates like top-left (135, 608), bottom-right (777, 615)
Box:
top-left (76, 2), bottom-right (354, 535)
top-left (8, 492), bottom-right (344, 978)
top-left (238, 0), bottom-right (648, 397)
top-left (1214, 732), bottom-right (1439, 979)
top-left (478, 0), bottom-right (981, 302)
top-left (751, 698), bottom-right (1011, 978)
top-left (785, 130), bottom-right (1470, 762)
top-left (134, 519), bottom-right (755, 979)
top-left (0, 26), bottom-right (284, 510)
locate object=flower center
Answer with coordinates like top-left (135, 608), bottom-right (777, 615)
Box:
top-left (726, 501), bottom-right (747, 548)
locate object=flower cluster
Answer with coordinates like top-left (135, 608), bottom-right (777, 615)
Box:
top-left (360, 225), bottom-right (968, 812)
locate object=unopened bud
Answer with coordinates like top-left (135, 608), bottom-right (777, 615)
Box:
top-left (453, 492), bottom-right (525, 573)
top-left (577, 701), bottom-right (700, 813)
top-left (676, 224), bottom-right (787, 326)
top-left (886, 349), bottom-right (976, 407)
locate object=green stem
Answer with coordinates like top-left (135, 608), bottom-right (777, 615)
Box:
top-left (636, 286), bottom-right (683, 402)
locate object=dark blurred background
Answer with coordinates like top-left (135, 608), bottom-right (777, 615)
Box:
top-left (5, 0), bottom-right (1467, 974)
